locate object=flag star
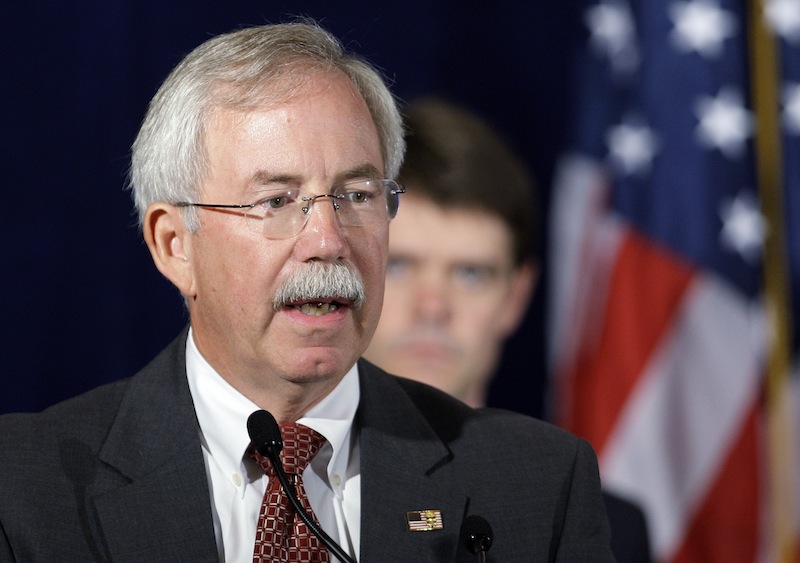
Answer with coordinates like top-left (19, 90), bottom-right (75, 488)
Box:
top-left (764, 0), bottom-right (800, 43)
top-left (669, 0), bottom-right (738, 58)
top-left (606, 117), bottom-right (660, 176)
top-left (784, 82), bottom-right (800, 134)
top-left (719, 192), bottom-right (767, 264)
top-left (585, 0), bottom-right (640, 73)
top-left (694, 86), bottom-right (754, 158)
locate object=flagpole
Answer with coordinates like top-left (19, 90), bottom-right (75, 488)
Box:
top-left (747, 0), bottom-right (796, 560)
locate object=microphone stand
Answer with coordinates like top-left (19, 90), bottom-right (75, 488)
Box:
top-left (248, 410), bottom-right (355, 563)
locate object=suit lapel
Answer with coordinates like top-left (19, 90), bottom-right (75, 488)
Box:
top-left (357, 360), bottom-right (468, 561)
top-left (93, 330), bottom-right (219, 561)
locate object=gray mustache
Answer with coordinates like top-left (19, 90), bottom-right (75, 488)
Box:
top-left (273, 261), bottom-right (366, 310)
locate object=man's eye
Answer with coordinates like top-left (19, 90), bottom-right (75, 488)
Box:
top-left (454, 265), bottom-right (494, 287)
top-left (386, 256), bottom-right (411, 278)
top-left (258, 193), bottom-right (294, 210)
top-left (344, 190), bottom-right (370, 203)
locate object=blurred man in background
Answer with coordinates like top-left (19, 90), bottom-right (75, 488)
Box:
top-left (364, 98), bottom-right (537, 408)
top-left (365, 97), bottom-right (652, 563)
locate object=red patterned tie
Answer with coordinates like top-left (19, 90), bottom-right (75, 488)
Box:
top-left (250, 422), bottom-right (330, 562)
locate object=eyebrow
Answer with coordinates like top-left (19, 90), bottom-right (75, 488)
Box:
top-left (248, 163), bottom-right (382, 188)
top-left (250, 171), bottom-right (300, 186)
top-left (335, 163), bottom-right (382, 184)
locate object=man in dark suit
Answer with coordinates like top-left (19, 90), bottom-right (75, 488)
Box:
top-left (0, 22), bottom-right (613, 561)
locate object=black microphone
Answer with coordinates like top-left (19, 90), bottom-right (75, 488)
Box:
top-left (460, 514), bottom-right (493, 562)
top-left (247, 410), bottom-right (356, 563)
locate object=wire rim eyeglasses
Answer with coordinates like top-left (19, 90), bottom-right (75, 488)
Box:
top-left (174, 179), bottom-right (406, 240)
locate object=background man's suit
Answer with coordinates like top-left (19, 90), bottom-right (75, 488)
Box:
top-left (0, 331), bottom-right (612, 561)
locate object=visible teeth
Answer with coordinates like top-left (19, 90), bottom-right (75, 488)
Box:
top-left (298, 302), bottom-right (340, 316)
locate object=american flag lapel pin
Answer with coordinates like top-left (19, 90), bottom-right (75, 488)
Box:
top-left (406, 509), bottom-right (444, 531)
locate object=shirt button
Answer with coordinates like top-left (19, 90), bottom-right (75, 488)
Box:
top-left (332, 473), bottom-right (342, 487)
top-left (232, 473), bottom-right (243, 487)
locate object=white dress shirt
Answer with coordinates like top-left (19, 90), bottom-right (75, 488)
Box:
top-left (185, 329), bottom-right (361, 562)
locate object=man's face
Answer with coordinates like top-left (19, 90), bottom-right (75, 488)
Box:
top-left (182, 70), bottom-right (387, 404)
top-left (364, 194), bottom-right (533, 406)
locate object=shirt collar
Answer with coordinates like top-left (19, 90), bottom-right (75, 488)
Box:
top-left (185, 328), bottom-right (360, 493)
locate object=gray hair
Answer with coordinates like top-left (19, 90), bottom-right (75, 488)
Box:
top-left (128, 21), bottom-right (405, 231)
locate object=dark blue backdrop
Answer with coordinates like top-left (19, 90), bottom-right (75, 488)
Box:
top-left (0, 1), bottom-right (583, 418)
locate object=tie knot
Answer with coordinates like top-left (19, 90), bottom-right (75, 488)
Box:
top-left (251, 422), bottom-right (326, 477)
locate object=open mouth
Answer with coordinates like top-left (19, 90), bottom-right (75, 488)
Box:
top-left (290, 299), bottom-right (347, 316)
top-left (273, 261), bottom-right (366, 313)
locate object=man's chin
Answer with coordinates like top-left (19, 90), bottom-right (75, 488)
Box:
top-left (285, 348), bottom-right (358, 382)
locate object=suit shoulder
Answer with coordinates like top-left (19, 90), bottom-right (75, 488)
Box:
top-left (0, 377), bottom-right (130, 450)
top-left (476, 405), bottom-right (578, 440)
top-left (386, 369), bottom-right (585, 455)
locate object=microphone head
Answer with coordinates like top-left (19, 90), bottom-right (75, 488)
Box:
top-left (460, 514), bottom-right (493, 554)
top-left (247, 409), bottom-right (283, 458)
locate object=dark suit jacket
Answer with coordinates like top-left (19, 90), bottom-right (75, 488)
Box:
top-left (0, 331), bottom-right (613, 561)
top-left (603, 492), bottom-right (651, 563)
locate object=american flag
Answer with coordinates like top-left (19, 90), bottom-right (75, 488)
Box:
top-left (548, 0), bottom-right (800, 561)
top-left (405, 510), bottom-right (444, 532)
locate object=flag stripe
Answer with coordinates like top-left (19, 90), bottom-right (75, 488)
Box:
top-left (672, 402), bottom-right (760, 563)
top-left (566, 228), bottom-right (695, 453)
top-left (548, 157), bottom-right (624, 426)
top-left (600, 271), bottom-right (763, 559)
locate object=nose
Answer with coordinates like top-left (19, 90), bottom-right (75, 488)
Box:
top-left (294, 194), bottom-right (348, 260)
top-left (413, 271), bottom-right (452, 324)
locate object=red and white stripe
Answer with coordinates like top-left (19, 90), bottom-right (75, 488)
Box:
top-left (548, 155), bottom-right (769, 562)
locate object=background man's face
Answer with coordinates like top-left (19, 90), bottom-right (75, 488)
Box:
top-left (364, 193), bottom-right (533, 406)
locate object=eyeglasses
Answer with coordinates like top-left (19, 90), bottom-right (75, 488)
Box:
top-left (175, 179), bottom-right (406, 240)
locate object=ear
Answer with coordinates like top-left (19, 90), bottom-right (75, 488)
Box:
top-left (496, 259), bottom-right (538, 336)
top-left (143, 202), bottom-right (197, 298)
